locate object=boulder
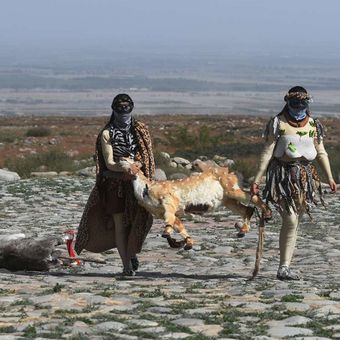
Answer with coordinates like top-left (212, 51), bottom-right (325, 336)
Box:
top-left (169, 173), bottom-right (188, 180)
top-left (154, 168), bottom-right (167, 181)
top-left (76, 166), bottom-right (96, 177)
top-left (212, 155), bottom-right (227, 162)
top-left (31, 171), bottom-right (58, 178)
top-left (157, 151), bottom-right (171, 164)
top-left (59, 171), bottom-right (73, 176)
top-left (191, 159), bottom-right (218, 172)
top-left (217, 159), bottom-right (235, 167)
top-left (0, 169), bottom-right (21, 182)
top-left (173, 157), bottom-right (190, 166)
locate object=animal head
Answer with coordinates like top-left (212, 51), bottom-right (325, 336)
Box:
top-left (119, 158), bottom-right (142, 176)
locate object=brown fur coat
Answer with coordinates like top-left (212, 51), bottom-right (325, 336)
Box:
top-left (74, 120), bottom-right (155, 257)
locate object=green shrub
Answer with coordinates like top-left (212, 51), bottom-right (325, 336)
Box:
top-left (26, 126), bottom-right (51, 137)
top-left (4, 150), bottom-right (82, 178)
top-left (0, 131), bottom-right (16, 143)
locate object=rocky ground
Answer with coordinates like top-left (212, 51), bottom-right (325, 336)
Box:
top-left (0, 176), bottom-right (339, 339)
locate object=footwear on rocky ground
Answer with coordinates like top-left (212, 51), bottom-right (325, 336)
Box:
top-left (276, 265), bottom-right (300, 280)
top-left (131, 256), bottom-right (139, 271)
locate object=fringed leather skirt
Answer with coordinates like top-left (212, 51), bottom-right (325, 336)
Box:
top-left (263, 158), bottom-right (324, 214)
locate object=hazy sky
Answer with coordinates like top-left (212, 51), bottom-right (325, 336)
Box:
top-left (1, 0), bottom-right (340, 56)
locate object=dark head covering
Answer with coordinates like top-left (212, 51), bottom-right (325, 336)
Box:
top-left (111, 93), bottom-right (134, 113)
top-left (283, 86), bottom-right (312, 121)
top-left (109, 93), bottom-right (134, 130)
top-left (284, 86), bottom-right (311, 103)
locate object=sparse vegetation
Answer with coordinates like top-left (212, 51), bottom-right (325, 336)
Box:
top-left (1, 115), bottom-right (339, 182)
top-left (0, 288), bottom-right (16, 295)
top-left (23, 325), bottom-right (37, 339)
top-left (4, 150), bottom-right (90, 178)
top-left (139, 287), bottom-right (165, 298)
top-left (281, 294), bottom-right (304, 303)
top-left (0, 326), bottom-right (16, 333)
top-left (26, 126), bottom-right (51, 137)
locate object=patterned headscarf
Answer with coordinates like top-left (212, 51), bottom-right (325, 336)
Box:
top-left (284, 86), bottom-right (312, 103)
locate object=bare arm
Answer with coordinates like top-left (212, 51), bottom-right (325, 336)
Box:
top-left (253, 141), bottom-right (276, 185)
top-left (315, 140), bottom-right (336, 192)
top-left (101, 129), bottom-right (141, 176)
top-left (101, 129), bottom-right (125, 172)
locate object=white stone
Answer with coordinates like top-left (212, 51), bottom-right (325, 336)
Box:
top-left (169, 173), bottom-right (188, 180)
top-left (268, 326), bottom-right (313, 338)
top-left (172, 318), bottom-right (204, 327)
top-left (159, 151), bottom-right (171, 163)
top-left (154, 168), bottom-right (167, 181)
top-left (173, 157), bottom-right (190, 165)
top-left (71, 321), bottom-right (91, 335)
top-left (31, 171), bottom-right (58, 177)
top-left (0, 169), bottom-right (20, 181)
top-left (128, 319), bottom-right (159, 327)
top-left (280, 316), bottom-right (312, 326)
top-left (95, 321), bottom-right (127, 332)
top-left (76, 166), bottom-right (96, 177)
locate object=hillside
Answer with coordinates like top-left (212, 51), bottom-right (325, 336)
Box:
top-left (1, 115), bottom-right (340, 181)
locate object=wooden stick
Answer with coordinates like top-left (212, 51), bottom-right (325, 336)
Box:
top-left (252, 211), bottom-right (265, 279)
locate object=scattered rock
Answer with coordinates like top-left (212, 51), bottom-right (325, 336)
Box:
top-left (169, 173), bottom-right (188, 180)
top-left (66, 150), bottom-right (80, 157)
top-left (31, 171), bottom-right (58, 178)
top-left (173, 157), bottom-right (190, 166)
top-left (154, 168), bottom-right (167, 181)
top-left (95, 321), bottom-right (127, 332)
top-left (59, 171), bottom-right (73, 176)
top-left (48, 138), bottom-right (58, 145)
top-left (76, 166), bottom-right (96, 177)
top-left (268, 326), bottom-right (313, 338)
top-left (0, 175), bottom-right (339, 339)
top-left (0, 169), bottom-right (20, 181)
top-left (158, 151), bottom-right (171, 164)
top-left (217, 159), bottom-right (235, 167)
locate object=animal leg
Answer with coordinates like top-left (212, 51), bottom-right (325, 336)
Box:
top-left (223, 198), bottom-right (253, 237)
top-left (161, 200), bottom-right (186, 248)
top-left (226, 189), bottom-right (272, 221)
top-left (162, 210), bottom-right (177, 238)
top-left (173, 217), bottom-right (193, 250)
top-left (250, 195), bottom-right (272, 221)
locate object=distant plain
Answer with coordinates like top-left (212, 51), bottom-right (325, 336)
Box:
top-left (1, 52), bottom-right (339, 180)
top-left (1, 52), bottom-right (340, 116)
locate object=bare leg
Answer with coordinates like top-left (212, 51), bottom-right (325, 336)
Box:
top-left (276, 203), bottom-right (302, 281)
top-left (279, 203), bottom-right (305, 267)
top-left (113, 213), bottom-right (133, 273)
top-left (279, 207), bottom-right (299, 267)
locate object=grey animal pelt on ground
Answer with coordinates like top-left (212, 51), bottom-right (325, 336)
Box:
top-left (0, 235), bottom-right (62, 271)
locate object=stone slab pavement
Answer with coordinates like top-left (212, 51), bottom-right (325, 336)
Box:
top-left (0, 177), bottom-right (339, 339)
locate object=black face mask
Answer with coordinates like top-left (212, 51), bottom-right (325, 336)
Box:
top-left (111, 94), bottom-right (134, 113)
top-left (114, 102), bottom-right (133, 114)
top-left (288, 99), bottom-right (309, 110)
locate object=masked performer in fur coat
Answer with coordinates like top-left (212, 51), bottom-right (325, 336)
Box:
top-left (251, 86), bottom-right (337, 280)
top-left (75, 94), bottom-right (155, 276)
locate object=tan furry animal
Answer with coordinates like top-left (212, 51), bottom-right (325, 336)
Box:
top-left (121, 159), bottom-right (271, 250)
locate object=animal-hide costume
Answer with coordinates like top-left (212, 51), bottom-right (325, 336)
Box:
top-left (261, 109), bottom-right (326, 215)
top-left (74, 120), bottom-right (155, 258)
